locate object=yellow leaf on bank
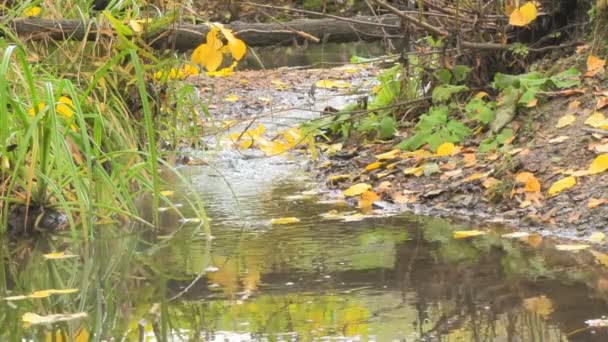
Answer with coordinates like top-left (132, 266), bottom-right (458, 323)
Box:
top-left (207, 61), bottom-right (237, 77)
top-left (453, 230), bottom-right (486, 239)
top-left (224, 94), bottom-right (239, 102)
top-left (587, 54), bottom-right (606, 77)
top-left (585, 112), bottom-right (608, 128)
top-left (375, 149), bottom-right (400, 160)
top-left (588, 198), bottom-right (607, 209)
top-left (328, 174), bottom-right (351, 183)
top-left (462, 153), bottom-right (477, 168)
top-left (547, 176), bottom-right (576, 196)
top-left (556, 114), bottom-right (576, 128)
top-left (270, 217), bottom-right (300, 225)
top-left (588, 155), bottom-right (608, 174)
top-left (359, 191), bottom-right (380, 208)
top-left (591, 250), bottom-right (608, 266)
top-left (509, 2), bottom-right (538, 27)
top-left (589, 232), bottom-right (606, 243)
top-left (436, 142), bottom-right (456, 156)
top-left (555, 244), bottom-right (590, 251)
top-left (23, 6), bottom-right (41, 17)
top-left (365, 162), bottom-right (383, 172)
top-left (344, 183), bottom-right (372, 197)
top-left (43, 252), bottom-right (78, 260)
top-left (315, 80), bottom-right (351, 89)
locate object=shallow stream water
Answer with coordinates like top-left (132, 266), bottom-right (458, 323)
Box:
top-left (2, 43), bottom-right (608, 341)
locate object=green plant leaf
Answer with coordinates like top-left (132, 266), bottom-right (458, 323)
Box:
top-left (378, 116), bottom-right (396, 139)
top-left (435, 68), bottom-right (452, 85)
top-left (432, 84), bottom-right (468, 103)
top-left (452, 65), bottom-right (472, 83)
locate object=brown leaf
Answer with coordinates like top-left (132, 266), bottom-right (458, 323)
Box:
top-left (588, 198), bottom-right (607, 209)
top-left (462, 153), bottom-right (477, 168)
top-left (598, 97), bottom-right (608, 110)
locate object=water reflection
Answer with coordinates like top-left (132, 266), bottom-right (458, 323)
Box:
top-left (2, 173), bottom-right (608, 340)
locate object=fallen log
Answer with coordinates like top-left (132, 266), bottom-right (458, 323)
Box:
top-left (6, 14), bottom-right (403, 51)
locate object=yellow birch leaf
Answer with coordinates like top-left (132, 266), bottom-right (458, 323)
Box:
top-left (555, 244), bottom-right (590, 251)
top-left (30, 289), bottom-right (79, 298)
top-left (375, 149), bottom-right (400, 160)
top-left (547, 176), bottom-right (576, 196)
top-left (22, 312), bottom-right (87, 326)
top-left (436, 142), bottom-right (456, 156)
top-left (43, 252), bottom-right (78, 260)
top-left (365, 162), bottom-right (383, 172)
top-left (587, 54), bottom-right (606, 76)
top-left (591, 250), bottom-right (608, 267)
top-left (589, 232), bottom-right (606, 243)
top-left (585, 112), bottom-right (608, 128)
top-left (523, 296), bottom-right (554, 316)
top-left (328, 174), bottom-right (351, 183)
top-left (315, 80), bottom-right (351, 89)
top-left (23, 6), bottom-right (41, 17)
top-left (344, 183), bottom-right (372, 197)
top-left (217, 26), bottom-right (247, 60)
top-left (224, 94), bottom-right (239, 102)
top-left (509, 2), bottom-right (538, 26)
top-left (588, 155), bottom-right (608, 174)
top-left (556, 114), bottom-right (576, 128)
top-left (270, 217), bottom-right (300, 225)
top-left (453, 230), bottom-right (486, 239)
top-left (482, 177), bottom-right (500, 189)
top-left (207, 61), bottom-right (237, 77)
top-left (359, 191), bottom-right (380, 208)
top-left (525, 176), bottom-right (541, 193)
top-left (588, 198), bottom-right (607, 209)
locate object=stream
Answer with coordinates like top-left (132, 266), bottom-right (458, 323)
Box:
top-left (2, 43), bottom-right (608, 341)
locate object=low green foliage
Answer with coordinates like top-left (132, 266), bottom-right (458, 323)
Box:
top-left (397, 106), bottom-right (471, 151)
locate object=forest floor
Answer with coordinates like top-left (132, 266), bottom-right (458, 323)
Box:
top-left (199, 49), bottom-right (608, 242)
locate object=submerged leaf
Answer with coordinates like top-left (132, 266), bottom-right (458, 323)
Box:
top-left (453, 230), bottom-right (486, 239)
top-left (270, 217), bottom-right (300, 225)
top-left (315, 80), bottom-right (351, 89)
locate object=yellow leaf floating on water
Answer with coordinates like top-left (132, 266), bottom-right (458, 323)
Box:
top-left (224, 94), bottom-right (239, 102)
top-left (556, 114), bottom-right (576, 128)
top-left (315, 80), bottom-right (351, 89)
top-left (588, 155), bottom-right (608, 174)
top-left (453, 230), bottom-right (486, 239)
top-left (547, 176), bottom-right (576, 196)
top-left (23, 6), bottom-right (41, 17)
top-left (589, 232), bottom-right (606, 243)
top-left (523, 296), bottom-right (554, 317)
top-left (22, 312), bottom-right (87, 326)
top-left (555, 244), bottom-right (590, 251)
top-left (435, 142), bottom-right (456, 156)
top-left (509, 2), bottom-right (538, 27)
top-left (344, 183), bottom-right (372, 197)
top-left (270, 217), bottom-right (300, 225)
top-left (43, 252), bottom-right (78, 260)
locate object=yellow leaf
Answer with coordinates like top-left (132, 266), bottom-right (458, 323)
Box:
top-left (328, 174), bottom-right (351, 183)
top-left (588, 198), bottom-right (607, 209)
top-left (271, 79), bottom-right (289, 90)
top-left (465, 172), bottom-right (487, 182)
top-left (584, 112), bottom-right (608, 128)
top-left (207, 61), bottom-right (237, 77)
top-left (23, 6), bottom-right (41, 17)
top-left (587, 54), bottom-right (606, 76)
top-left (43, 252), bottom-right (78, 260)
top-left (555, 244), bottom-right (590, 251)
top-left (482, 177), bottom-right (500, 189)
top-left (462, 153), bottom-right (477, 168)
top-left (435, 142), bottom-right (456, 156)
top-left (523, 296), bottom-right (554, 316)
top-left (22, 312), bottom-right (87, 326)
top-left (515, 171), bottom-right (535, 184)
top-left (453, 230), bottom-right (486, 239)
top-left (502, 231), bottom-right (531, 238)
top-left (549, 136), bottom-right (570, 143)
top-left (556, 114), bottom-right (576, 128)
top-left (359, 191), bottom-right (380, 208)
top-left (217, 26), bottom-right (247, 61)
top-left (160, 190), bottom-right (174, 197)
top-left (224, 94), bottom-right (239, 102)
top-left (375, 149), bottom-right (400, 160)
top-left (509, 2), bottom-right (538, 26)
top-left (547, 176), bottom-right (576, 196)
top-left (589, 232), bottom-right (606, 243)
top-left (56, 96), bottom-right (75, 119)
top-left (30, 288), bottom-right (79, 299)
top-left (588, 155), bottom-right (608, 174)
top-left (191, 28), bottom-right (224, 71)
top-left (270, 217), bottom-right (300, 225)
top-left (315, 80), bottom-right (351, 89)
top-left (475, 91), bottom-right (489, 99)
top-left (365, 162), bottom-right (383, 172)
top-left (344, 183), bottom-right (372, 197)
top-left (28, 103), bottom-right (46, 117)
top-left (128, 18), bottom-right (153, 33)
top-left (591, 250), bottom-right (608, 267)
top-left (403, 166), bottom-right (425, 177)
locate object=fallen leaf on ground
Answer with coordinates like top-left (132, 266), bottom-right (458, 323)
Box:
top-left (547, 176), bottom-right (576, 196)
top-left (598, 97), bottom-right (608, 110)
top-left (589, 232), bottom-right (606, 243)
top-left (436, 142), bottom-right (456, 156)
top-left (588, 198), bottom-right (607, 209)
top-left (549, 136), bottom-right (570, 143)
top-left (591, 250), bottom-right (608, 267)
top-left (344, 183), bottom-right (372, 196)
top-left (22, 312), bottom-right (87, 326)
top-left (224, 94), bottom-right (239, 102)
top-left (375, 149), bottom-right (400, 160)
top-left (556, 114), bottom-right (576, 128)
top-left (270, 217), bottom-right (300, 225)
top-left (502, 232), bottom-right (531, 238)
top-left (586, 54), bottom-right (606, 77)
top-left (585, 112), bottom-right (608, 128)
top-left (365, 162), bottom-right (383, 172)
top-left (462, 153), bottom-right (477, 168)
top-left (328, 174), bottom-right (351, 183)
top-left (555, 244), bottom-right (590, 251)
top-left (43, 252), bottom-right (78, 260)
top-left (453, 230), bottom-right (486, 239)
top-left (588, 155), bottom-right (608, 174)
top-left (359, 191), bottom-right (380, 208)
top-left (482, 177), bottom-right (500, 189)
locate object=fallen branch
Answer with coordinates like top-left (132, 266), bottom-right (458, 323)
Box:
top-left (4, 14), bottom-right (403, 51)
